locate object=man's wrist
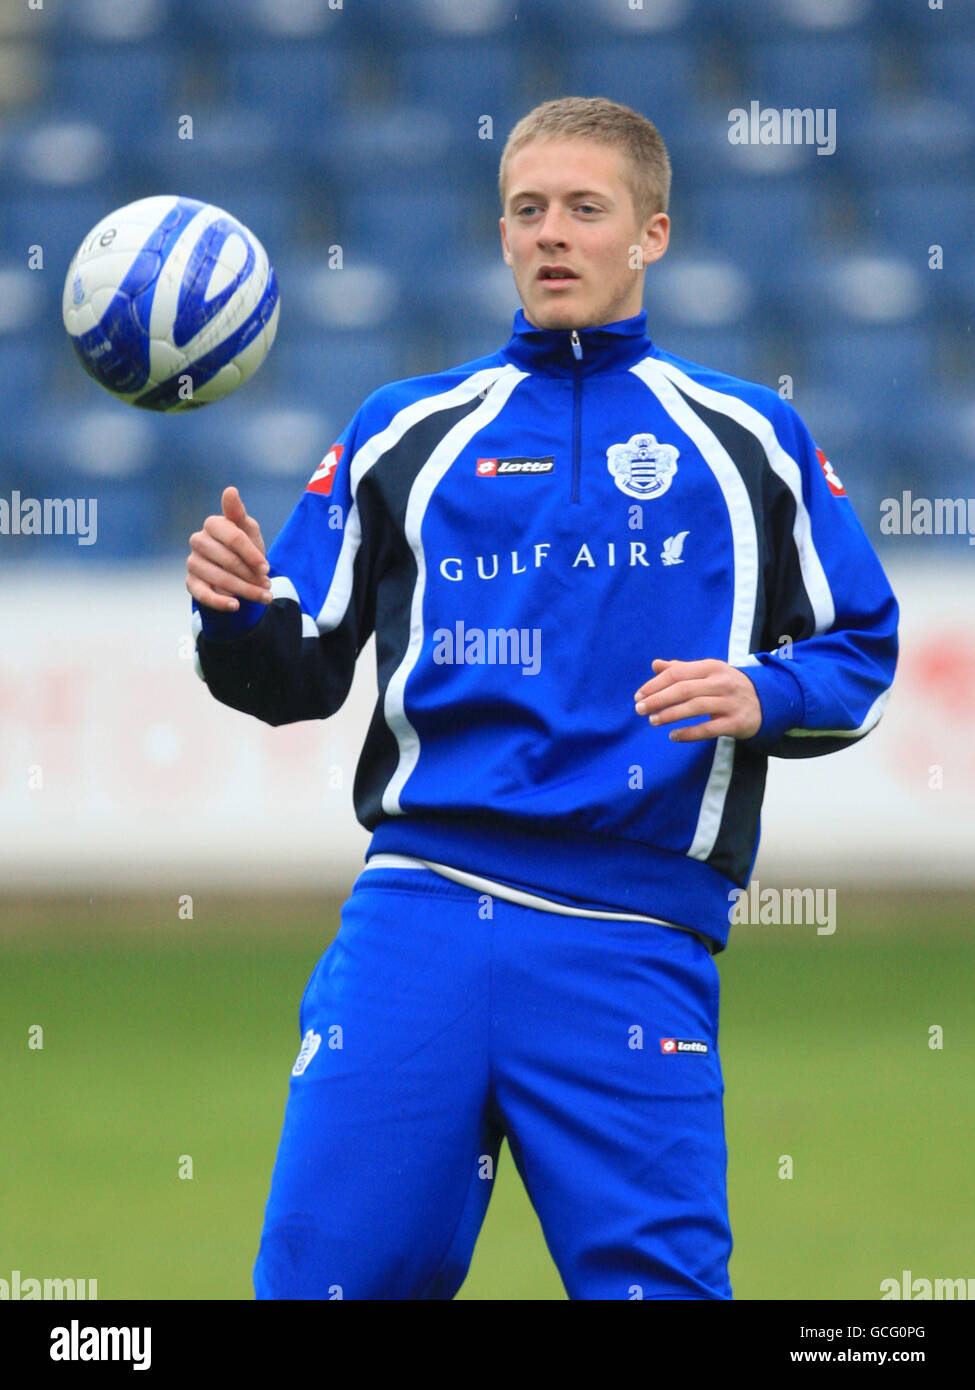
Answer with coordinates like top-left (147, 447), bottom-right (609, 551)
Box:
top-left (736, 656), bottom-right (805, 744)
top-left (193, 597), bottom-right (267, 642)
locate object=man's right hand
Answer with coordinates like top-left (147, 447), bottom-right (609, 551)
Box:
top-left (186, 486), bottom-right (273, 612)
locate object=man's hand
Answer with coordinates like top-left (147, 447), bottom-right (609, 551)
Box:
top-left (634, 658), bottom-right (762, 742)
top-left (186, 486), bottom-right (272, 612)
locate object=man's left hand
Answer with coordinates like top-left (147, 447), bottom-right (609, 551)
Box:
top-left (634, 658), bottom-right (762, 742)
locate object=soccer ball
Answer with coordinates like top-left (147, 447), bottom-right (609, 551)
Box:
top-left (62, 195), bottom-right (280, 411)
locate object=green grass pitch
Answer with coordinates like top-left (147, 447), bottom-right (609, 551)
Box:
top-left (1, 890), bottom-right (972, 1300)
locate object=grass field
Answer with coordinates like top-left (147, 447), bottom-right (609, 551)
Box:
top-left (2, 890), bottom-right (972, 1301)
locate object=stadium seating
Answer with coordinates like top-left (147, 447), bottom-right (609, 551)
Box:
top-left (749, 37), bottom-right (879, 109)
top-left (565, 40), bottom-right (700, 121)
top-left (2, 0), bottom-right (969, 564)
top-left (48, 47), bottom-right (178, 138)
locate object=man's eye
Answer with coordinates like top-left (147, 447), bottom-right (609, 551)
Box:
top-left (577, 204), bottom-right (599, 214)
top-left (516, 205), bottom-right (538, 216)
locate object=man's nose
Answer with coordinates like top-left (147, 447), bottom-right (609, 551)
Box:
top-left (535, 205), bottom-right (570, 244)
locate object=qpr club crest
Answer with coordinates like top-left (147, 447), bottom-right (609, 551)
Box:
top-left (607, 433), bottom-right (679, 500)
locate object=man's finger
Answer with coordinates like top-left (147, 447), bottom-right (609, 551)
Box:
top-left (201, 515), bottom-right (268, 573)
top-left (190, 530), bottom-right (267, 586)
top-left (634, 658), bottom-right (720, 701)
top-left (645, 696), bottom-right (728, 727)
top-left (636, 674), bottom-right (729, 715)
top-left (221, 486), bottom-right (267, 558)
top-left (187, 553), bottom-right (274, 604)
top-left (667, 718), bottom-right (736, 743)
top-left (186, 573), bottom-right (244, 612)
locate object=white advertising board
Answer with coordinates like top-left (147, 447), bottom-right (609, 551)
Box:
top-left (1, 560), bottom-right (971, 889)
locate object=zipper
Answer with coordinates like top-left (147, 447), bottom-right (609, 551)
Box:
top-left (570, 330), bottom-right (582, 503)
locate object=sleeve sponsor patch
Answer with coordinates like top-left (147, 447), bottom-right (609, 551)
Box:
top-left (307, 443), bottom-right (344, 496)
top-left (816, 446), bottom-right (846, 497)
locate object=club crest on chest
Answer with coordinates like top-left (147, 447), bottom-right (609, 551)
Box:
top-left (607, 433), bottom-right (679, 500)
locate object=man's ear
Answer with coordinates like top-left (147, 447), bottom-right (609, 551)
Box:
top-left (641, 212), bottom-right (670, 268)
top-left (499, 216), bottom-right (513, 266)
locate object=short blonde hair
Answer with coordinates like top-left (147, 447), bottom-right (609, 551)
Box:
top-left (499, 96), bottom-right (672, 225)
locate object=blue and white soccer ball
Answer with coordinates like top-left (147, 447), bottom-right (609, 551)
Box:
top-left (62, 195), bottom-right (280, 411)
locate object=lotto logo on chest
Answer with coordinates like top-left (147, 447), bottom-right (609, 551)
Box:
top-left (477, 456), bottom-right (555, 476)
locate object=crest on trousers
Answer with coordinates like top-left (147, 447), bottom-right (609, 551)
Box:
top-left (607, 433), bottom-right (679, 500)
top-left (292, 1028), bottom-right (321, 1076)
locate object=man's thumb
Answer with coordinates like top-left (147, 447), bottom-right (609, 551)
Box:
top-left (222, 485), bottom-right (247, 524)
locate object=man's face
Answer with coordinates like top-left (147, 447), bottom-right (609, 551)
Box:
top-left (499, 137), bottom-right (669, 331)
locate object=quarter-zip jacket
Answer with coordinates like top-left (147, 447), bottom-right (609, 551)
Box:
top-left (192, 309), bottom-right (899, 949)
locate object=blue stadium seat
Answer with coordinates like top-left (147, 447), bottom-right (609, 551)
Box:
top-left (659, 106), bottom-right (759, 190)
top-left (688, 181), bottom-right (819, 273)
top-left (782, 250), bottom-right (930, 331)
top-left (0, 188), bottom-right (116, 283)
top-left (563, 39), bottom-right (700, 121)
top-left (845, 97), bottom-right (975, 180)
top-left (170, 0), bottom-right (347, 43)
top-left (644, 253), bottom-right (757, 329)
top-left (864, 183), bottom-right (975, 265)
top-left (133, 105), bottom-right (303, 254)
top-left (271, 329), bottom-right (409, 422)
top-left (51, 0), bottom-right (172, 43)
top-left (30, 408), bottom-right (168, 560)
top-left (1, 109), bottom-right (116, 193)
top-left (941, 250), bottom-right (975, 308)
top-left (0, 337), bottom-right (46, 409)
top-left (900, 391), bottom-right (975, 499)
top-left (47, 47), bottom-right (178, 137)
top-left (0, 263), bottom-right (47, 330)
top-left (924, 41), bottom-right (975, 108)
top-left (750, 37), bottom-right (879, 110)
top-left (222, 45), bottom-right (346, 122)
top-left (519, 0), bottom-right (709, 36)
top-left (137, 103), bottom-right (291, 183)
top-left (395, 42), bottom-right (523, 133)
top-left (805, 324), bottom-right (934, 394)
top-left (272, 257), bottom-right (404, 334)
top-left (885, 0), bottom-right (975, 36)
top-left (311, 104), bottom-right (458, 185)
top-left (0, 331), bottom-right (52, 514)
top-left (344, 184), bottom-right (471, 266)
top-left (176, 398), bottom-right (336, 527)
top-left (355, 0), bottom-right (516, 38)
top-left (423, 255), bottom-right (519, 333)
top-left (718, 0), bottom-right (879, 36)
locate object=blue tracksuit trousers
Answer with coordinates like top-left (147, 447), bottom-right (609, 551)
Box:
top-left (253, 867), bottom-right (733, 1300)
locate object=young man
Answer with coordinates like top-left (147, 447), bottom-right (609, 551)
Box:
top-left (186, 97), bottom-right (898, 1300)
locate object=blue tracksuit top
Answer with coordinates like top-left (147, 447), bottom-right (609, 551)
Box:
top-left (192, 308), bottom-right (899, 949)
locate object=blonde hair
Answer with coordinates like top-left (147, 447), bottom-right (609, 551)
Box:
top-left (498, 96), bottom-right (672, 225)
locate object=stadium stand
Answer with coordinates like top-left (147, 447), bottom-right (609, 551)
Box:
top-left (0, 0), bottom-right (969, 560)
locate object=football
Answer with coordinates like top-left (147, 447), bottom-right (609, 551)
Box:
top-left (61, 195), bottom-right (280, 412)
